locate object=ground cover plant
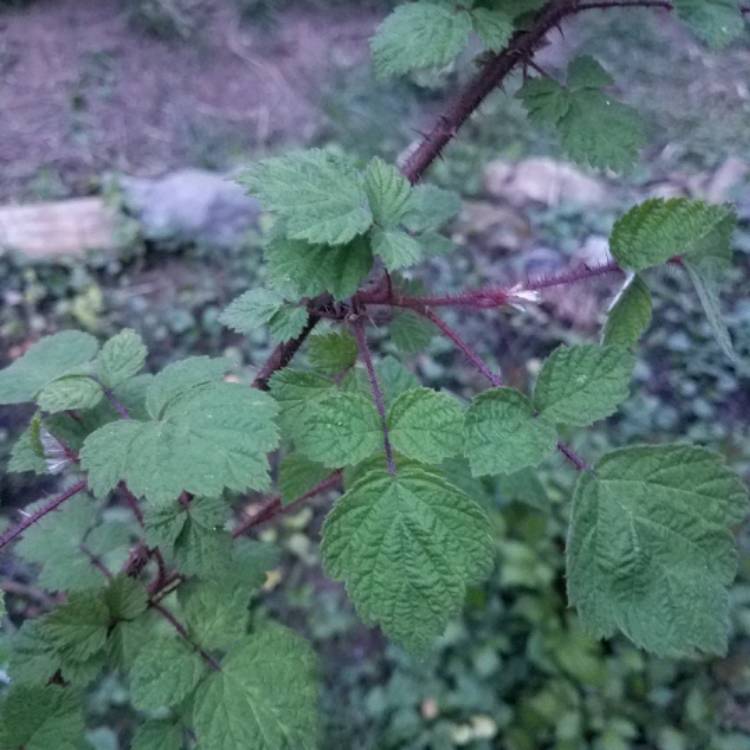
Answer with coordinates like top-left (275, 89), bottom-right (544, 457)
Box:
top-left (0, 2), bottom-right (749, 748)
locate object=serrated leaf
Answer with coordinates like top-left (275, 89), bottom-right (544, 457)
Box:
top-left (684, 257), bottom-right (736, 361)
top-left (103, 575), bottom-right (148, 621)
top-left (533, 344), bottom-right (634, 427)
top-left (81, 379), bottom-right (278, 505)
top-left (471, 8), bottom-right (513, 50)
top-left (37, 376), bottom-right (103, 414)
top-left (7, 620), bottom-right (61, 685)
top-left (130, 636), bottom-right (207, 711)
top-left (517, 55), bottom-right (645, 173)
top-left (463, 388), bottom-right (557, 476)
top-left (387, 387), bottom-right (464, 463)
top-left (0, 685), bottom-right (85, 750)
top-left (131, 720), bottom-right (184, 750)
top-left (296, 392), bottom-right (382, 468)
top-left (0, 331), bottom-right (99, 406)
top-left (610, 198), bottom-right (735, 272)
top-left (268, 305), bottom-right (308, 343)
top-left (674, 0), bottom-right (743, 48)
top-left (8, 416), bottom-right (47, 474)
top-left (364, 156), bottom-right (412, 226)
top-left (265, 235), bottom-right (374, 301)
top-left (308, 331), bottom-right (358, 374)
top-left (96, 329), bottom-right (147, 388)
top-left (402, 184), bottom-right (461, 233)
top-left (240, 149), bottom-right (372, 245)
top-left (322, 466), bottom-right (494, 651)
top-left (372, 227), bottom-right (424, 271)
top-left (390, 310), bottom-right (434, 354)
top-left (279, 454), bottom-right (332, 505)
top-left (219, 289), bottom-right (285, 335)
top-left (192, 625), bottom-right (320, 750)
top-left (343, 356), bottom-right (419, 408)
top-left (567, 444), bottom-right (748, 656)
top-left (602, 274), bottom-right (653, 347)
top-left (229, 539), bottom-right (281, 589)
top-left (179, 581), bottom-right (249, 650)
top-left (269, 369), bottom-right (334, 435)
top-left (39, 590), bottom-right (110, 662)
top-left (108, 615), bottom-right (157, 672)
top-left (371, 2), bottom-right (473, 79)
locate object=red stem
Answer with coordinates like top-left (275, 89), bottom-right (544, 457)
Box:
top-left (151, 601), bottom-right (222, 672)
top-left (0, 480), bottom-right (87, 551)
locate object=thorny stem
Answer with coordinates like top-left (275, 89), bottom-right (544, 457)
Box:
top-left (150, 601), bottom-right (222, 672)
top-left (0, 480), bottom-right (87, 552)
top-left (231, 471), bottom-right (343, 539)
top-left (421, 308), bottom-right (504, 388)
top-left (81, 544), bottom-right (114, 580)
top-left (352, 317), bottom-right (397, 475)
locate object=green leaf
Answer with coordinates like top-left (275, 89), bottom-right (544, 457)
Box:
top-left (0, 685), bottom-right (85, 750)
top-left (322, 466), bottom-right (494, 651)
top-left (240, 149), bottom-right (372, 245)
top-left (364, 156), bottom-right (412, 226)
top-left (7, 620), bottom-right (61, 685)
top-left (602, 274), bottom-right (653, 348)
top-left (96, 329), bottom-right (147, 388)
top-left (567, 444), bottom-right (748, 656)
top-left (268, 306), bottom-right (308, 343)
top-left (81, 379), bottom-right (279, 505)
top-left (37, 376), bottom-right (103, 414)
top-left (192, 625), bottom-right (320, 750)
top-left (179, 581), bottom-right (249, 650)
top-left (463, 388), bottom-right (557, 476)
top-left (533, 344), bottom-right (634, 427)
top-left (278, 454), bottom-right (332, 506)
top-left (269, 369), bottom-right (334, 435)
top-left (343, 356), bottom-right (420, 408)
top-left (8, 416), bottom-right (47, 474)
top-left (296, 392), bottom-right (382, 468)
top-left (610, 198), bottom-right (735, 272)
top-left (130, 636), bottom-right (207, 710)
top-left (684, 257), bottom-right (736, 361)
top-left (372, 227), bottom-right (423, 270)
top-left (390, 310), bottom-right (434, 354)
top-left (108, 616), bottom-right (157, 672)
top-left (265, 235), bottom-right (374, 301)
top-left (517, 56), bottom-right (645, 173)
top-left (0, 331), bottom-right (99, 406)
top-left (219, 289), bottom-right (285, 335)
top-left (39, 590), bottom-right (110, 662)
top-left (371, 1), bottom-right (473, 79)
top-left (387, 387), bottom-right (464, 463)
top-left (103, 575), bottom-right (148, 621)
top-left (402, 184), bottom-right (461, 233)
top-left (471, 7), bottom-right (513, 50)
top-left (229, 539), bottom-right (281, 589)
top-left (0, 590), bottom-right (5, 623)
top-left (131, 721), bottom-right (184, 750)
top-left (674, 0), bottom-right (744, 48)
top-left (308, 331), bottom-right (358, 374)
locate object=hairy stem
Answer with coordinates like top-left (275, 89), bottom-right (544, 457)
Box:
top-left (0, 480), bottom-right (87, 552)
top-left (352, 317), bottom-right (397, 475)
top-left (151, 601), bottom-right (222, 672)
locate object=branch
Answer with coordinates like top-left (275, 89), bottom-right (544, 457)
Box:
top-left (0, 480), bottom-right (87, 552)
top-left (352, 317), bottom-right (397, 475)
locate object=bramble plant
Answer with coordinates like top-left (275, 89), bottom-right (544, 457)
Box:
top-left (1, 1), bottom-right (749, 748)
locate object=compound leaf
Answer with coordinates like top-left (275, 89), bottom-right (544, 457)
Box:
top-left (364, 156), bottom-right (412, 226)
top-left (219, 289), bottom-right (285, 335)
top-left (278, 454), bottom-right (332, 506)
top-left (533, 344), bottom-right (634, 426)
top-left (240, 149), bottom-right (372, 245)
top-left (0, 331), bottom-right (99, 406)
top-left (179, 580), bottom-right (249, 651)
top-left (37, 376), bottom-right (103, 414)
top-left (104, 575), bottom-right (148, 622)
top-left (372, 227), bottom-right (424, 271)
top-left (471, 7), bottom-right (513, 50)
top-left (131, 720), bottom-right (184, 750)
top-left (269, 369), bottom-right (335, 435)
top-left (464, 388), bottom-right (557, 476)
top-left (81, 377), bottom-right (279, 506)
top-left (387, 387), bottom-right (464, 463)
top-left (308, 331), bottom-right (358, 374)
top-left (673, 0), bottom-right (744, 48)
top-left (390, 310), bottom-right (434, 354)
top-left (371, 1), bottom-right (473, 79)
top-left (192, 625), bottom-right (320, 750)
top-left (567, 444), bottom-right (748, 657)
top-left (322, 466), bottom-right (494, 651)
top-left (602, 274), bottom-right (653, 347)
top-left (268, 305), bottom-right (308, 344)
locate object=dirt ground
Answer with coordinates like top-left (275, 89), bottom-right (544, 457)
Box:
top-left (0, 0), bottom-right (377, 202)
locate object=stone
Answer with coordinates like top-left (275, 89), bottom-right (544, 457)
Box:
top-left (484, 157), bottom-right (608, 207)
top-left (119, 169), bottom-right (262, 249)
